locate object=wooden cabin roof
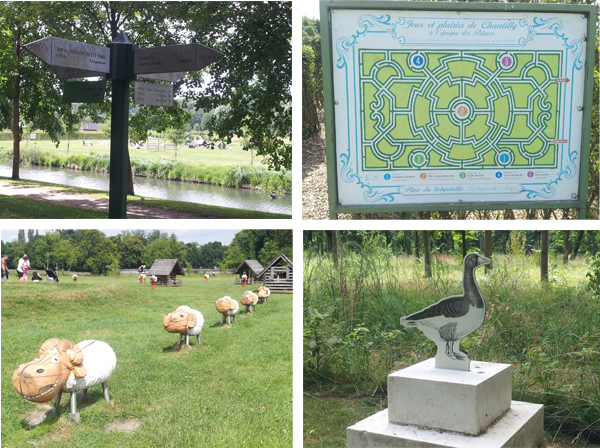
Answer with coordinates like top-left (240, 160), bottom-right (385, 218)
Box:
top-left (148, 259), bottom-right (185, 276)
top-left (234, 260), bottom-right (264, 276)
top-left (257, 253), bottom-right (293, 279)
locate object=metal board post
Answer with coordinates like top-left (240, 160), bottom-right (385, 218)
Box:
top-left (107, 32), bottom-right (134, 219)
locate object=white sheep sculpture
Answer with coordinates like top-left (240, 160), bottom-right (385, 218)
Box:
top-left (257, 286), bottom-right (271, 303)
top-left (240, 290), bottom-right (258, 314)
top-left (215, 296), bottom-right (239, 326)
top-left (12, 338), bottom-right (117, 424)
top-left (163, 305), bottom-right (204, 350)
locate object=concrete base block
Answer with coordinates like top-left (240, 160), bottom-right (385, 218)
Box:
top-left (347, 401), bottom-right (544, 448)
top-left (388, 358), bottom-right (512, 435)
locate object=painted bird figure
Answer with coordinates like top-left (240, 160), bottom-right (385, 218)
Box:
top-left (400, 253), bottom-right (490, 370)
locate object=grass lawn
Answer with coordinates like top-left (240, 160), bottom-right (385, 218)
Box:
top-left (0, 178), bottom-right (291, 220)
top-left (2, 275), bottom-right (292, 448)
top-left (4, 138), bottom-right (267, 168)
top-left (0, 194), bottom-right (109, 219)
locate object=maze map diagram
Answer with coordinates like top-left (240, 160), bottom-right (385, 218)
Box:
top-left (360, 50), bottom-right (562, 171)
top-left (331, 9), bottom-right (588, 206)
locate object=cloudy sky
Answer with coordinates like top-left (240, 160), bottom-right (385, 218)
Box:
top-left (0, 229), bottom-right (240, 246)
top-left (298, 0), bottom-right (319, 19)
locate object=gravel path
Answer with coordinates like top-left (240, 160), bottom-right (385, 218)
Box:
top-left (302, 126), bottom-right (330, 220)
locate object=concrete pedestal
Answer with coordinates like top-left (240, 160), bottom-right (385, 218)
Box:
top-left (348, 402), bottom-right (544, 448)
top-left (388, 358), bottom-right (512, 435)
top-left (347, 358), bottom-right (544, 448)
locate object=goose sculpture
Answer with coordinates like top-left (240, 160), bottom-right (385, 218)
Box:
top-left (400, 253), bottom-right (490, 371)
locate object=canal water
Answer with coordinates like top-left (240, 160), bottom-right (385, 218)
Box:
top-left (0, 164), bottom-right (292, 215)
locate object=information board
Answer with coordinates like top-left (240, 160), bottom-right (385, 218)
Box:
top-left (323, 2), bottom-right (596, 216)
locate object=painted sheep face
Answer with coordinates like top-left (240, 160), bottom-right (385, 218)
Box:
top-left (12, 339), bottom-right (87, 403)
top-left (163, 309), bottom-right (197, 334)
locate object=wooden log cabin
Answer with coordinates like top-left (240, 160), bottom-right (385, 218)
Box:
top-left (234, 260), bottom-right (264, 285)
top-left (147, 259), bottom-right (185, 287)
top-left (257, 253), bottom-right (293, 294)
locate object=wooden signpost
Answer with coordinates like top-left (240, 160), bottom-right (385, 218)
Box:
top-left (24, 32), bottom-right (224, 219)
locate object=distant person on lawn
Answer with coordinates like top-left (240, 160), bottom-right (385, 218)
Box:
top-left (17, 254), bottom-right (30, 280)
top-left (1, 255), bottom-right (8, 281)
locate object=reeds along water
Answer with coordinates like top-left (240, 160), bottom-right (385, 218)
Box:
top-left (0, 148), bottom-right (292, 194)
top-left (304, 247), bottom-right (600, 443)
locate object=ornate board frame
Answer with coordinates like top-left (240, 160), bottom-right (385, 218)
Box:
top-left (320, 1), bottom-right (597, 219)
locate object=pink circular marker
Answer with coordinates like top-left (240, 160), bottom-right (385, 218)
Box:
top-left (501, 56), bottom-right (512, 67)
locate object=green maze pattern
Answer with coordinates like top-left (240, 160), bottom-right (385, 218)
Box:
top-left (360, 50), bottom-right (562, 171)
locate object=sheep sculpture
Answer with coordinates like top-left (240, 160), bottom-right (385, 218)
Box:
top-left (163, 305), bottom-right (204, 350)
top-left (257, 286), bottom-right (271, 304)
top-left (215, 296), bottom-right (239, 326)
top-left (240, 290), bottom-right (258, 314)
top-left (12, 338), bottom-right (116, 424)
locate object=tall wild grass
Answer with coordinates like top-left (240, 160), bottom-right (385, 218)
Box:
top-left (304, 244), bottom-right (600, 443)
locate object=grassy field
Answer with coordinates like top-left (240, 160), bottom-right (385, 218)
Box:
top-left (4, 138), bottom-right (267, 168)
top-left (2, 275), bottom-right (292, 448)
top-left (304, 250), bottom-right (600, 447)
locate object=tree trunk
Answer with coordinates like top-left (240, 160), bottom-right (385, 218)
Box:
top-left (331, 230), bottom-right (340, 267)
top-left (562, 231), bottom-right (570, 264)
top-left (12, 34), bottom-right (21, 180)
top-left (422, 230), bottom-right (431, 278)
top-left (570, 230), bottom-right (585, 260)
top-left (127, 155), bottom-right (134, 195)
top-left (541, 230), bottom-right (549, 283)
top-left (461, 231), bottom-right (467, 259)
top-left (484, 230), bottom-right (493, 271)
top-left (414, 231), bottom-right (420, 260)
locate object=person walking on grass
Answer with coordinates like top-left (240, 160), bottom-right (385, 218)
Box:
top-left (1, 255), bottom-right (8, 281)
top-left (17, 254), bottom-right (30, 280)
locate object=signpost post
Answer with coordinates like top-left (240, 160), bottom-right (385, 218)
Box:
top-left (24, 32), bottom-right (224, 219)
top-left (321, 0), bottom-right (597, 219)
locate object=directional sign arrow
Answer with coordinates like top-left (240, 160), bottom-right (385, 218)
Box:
top-left (24, 36), bottom-right (110, 73)
top-left (62, 80), bottom-right (106, 104)
top-left (133, 43), bottom-right (224, 75)
top-left (138, 72), bottom-right (188, 83)
top-left (134, 81), bottom-right (173, 107)
top-left (49, 66), bottom-right (107, 80)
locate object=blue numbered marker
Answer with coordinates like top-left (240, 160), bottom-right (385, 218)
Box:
top-left (413, 55), bottom-right (424, 67)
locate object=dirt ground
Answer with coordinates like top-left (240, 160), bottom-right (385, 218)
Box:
top-left (0, 182), bottom-right (206, 219)
top-left (302, 123), bottom-right (330, 220)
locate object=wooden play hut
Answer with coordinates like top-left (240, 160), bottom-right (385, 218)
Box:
top-left (257, 253), bottom-right (293, 294)
top-left (147, 259), bottom-right (185, 287)
top-left (234, 260), bottom-right (264, 285)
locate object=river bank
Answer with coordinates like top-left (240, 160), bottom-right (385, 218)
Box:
top-left (0, 148), bottom-right (292, 194)
top-left (0, 177), bottom-right (291, 219)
